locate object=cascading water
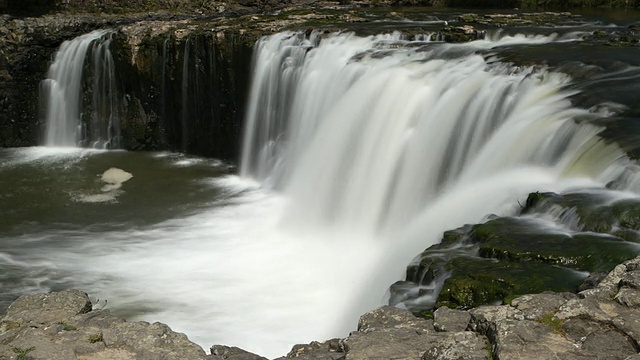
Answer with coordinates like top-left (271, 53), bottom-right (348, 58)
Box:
top-left (41, 29), bottom-right (121, 148)
top-left (241, 30), bottom-right (634, 320)
top-left (4, 25), bottom-right (640, 360)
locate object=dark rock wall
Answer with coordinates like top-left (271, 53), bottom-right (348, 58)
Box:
top-left (0, 16), bottom-right (255, 162)
top-left (112, 29), bottom-right (254, 161)
top-left (0, 16), bottom-right (108, 147)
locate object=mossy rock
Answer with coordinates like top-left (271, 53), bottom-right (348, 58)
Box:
top-left (522, 192), bottom-right (640, 234)
top-left (436, 256), bottom-right (584, 309)
top-left (473, 217), bottom-right (639, 273)
top-left (612, 198), bottom-right (640, 231)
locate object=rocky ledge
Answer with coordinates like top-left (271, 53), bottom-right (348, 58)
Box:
top-left (3, 255), bottom-right (640, 359)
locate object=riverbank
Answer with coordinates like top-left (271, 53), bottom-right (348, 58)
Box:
top-left (2, 254), bottom-right (640, 359)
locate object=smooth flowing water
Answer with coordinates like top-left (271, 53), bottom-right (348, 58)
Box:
top-left (3, 15), bottom-right (640, 359)
top-left (41, 29), bottom-right (121, 148)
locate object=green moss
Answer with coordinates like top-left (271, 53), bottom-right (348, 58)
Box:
top-left (57, 321), bottom-right (78, 331)
top-left (436, 256), bottom-right (584, 309)
top-left (88, 333), bottom-right (104, 344)
top-left (473, 217), bottom-right (638, 273)
top-left (537, 311), bottom-right (565, 334)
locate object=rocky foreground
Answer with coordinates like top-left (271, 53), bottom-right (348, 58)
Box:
top-left (2, 255), bottom-right (640, 359)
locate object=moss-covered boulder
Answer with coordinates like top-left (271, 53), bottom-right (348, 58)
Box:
top-left (397, 191), bottom-right (640, 312)
top-left (473, 217), bottom-right (638, 273)
top-left (522, 190), bottom-right (640, 237)
top-left (436, 256), bottom-right (585, 309)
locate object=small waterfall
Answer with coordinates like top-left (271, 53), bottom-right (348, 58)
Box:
top-left (41, 29), bottom-right (121, 148)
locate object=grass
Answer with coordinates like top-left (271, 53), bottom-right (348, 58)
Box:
top-left (57, 321), bottom-right (78, 331)
top-left (88, 333), bottom-right (104, 344)
top-left (538, 311), bottom-right (565, 334)
top-left (11, 346), bottom-right (35, 360)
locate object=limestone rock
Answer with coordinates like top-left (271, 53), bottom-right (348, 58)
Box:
top-left (212, 344), bottom-right (269, 359)
top-left (433, 306), bottom-right (471, 332)
top-left (2, 289), bottom-right (92, 326)
top-left (0, 290), bottom-right (210, 360)
top-left (421, 331), bottom-right (488, 360)
top-left (357, 305), bottom-right (434, 334)
top-left (491, 319), bottom-right (580, 360)
top-left (276, 339), bottom-right (344, 359)
top-left (511, 292), bottom-right (576, 320)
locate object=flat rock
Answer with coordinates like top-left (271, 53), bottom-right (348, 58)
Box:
top-left (491, 319), bottom-right (583, 360)
top-left (357, 306), bottom-right (434, 334)
top-left (511, 292), bottom-right (577, 320)
top-left (421, 331), bottom-right (488, 360)
top-left (2, 289), bottom-right (92, 326)
top-left (433, 306), bottom-right (471, 332)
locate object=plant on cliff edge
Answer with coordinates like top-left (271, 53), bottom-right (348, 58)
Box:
top-left (88, 333), bottom-right (104, 343)
top-left (11, 346), bottom-right (35, 360)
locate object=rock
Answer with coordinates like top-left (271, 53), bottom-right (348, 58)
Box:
top-left (1, 289), bottom-right (92, 326)
top-left (421, 331), bottom-right (487, 360)
top-left (433, 306), bottom-right (470, 332)
top-left (212, 345), bottom-right (269, 359)
top-left (276, 339), bottom-right (344, 359)
top-left (511, 292), bottom-right (576, 321)
top-left (581, 329), bottom-right (636, 358)
top-left (616, 287), bottom-right (640, 308)
top-left (340, 327), bottom-right (434, 360)
top-left (490, 319), bottom-right (582, 360)
top-left (357, 305), bottom-right (434, 334)
top-left (0, 290), bottom-right (211, 360)
top-left (468, 305), bottom-right (524, 336)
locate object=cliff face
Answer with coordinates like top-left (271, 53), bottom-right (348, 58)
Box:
top-left (113, 22), bottom-right (255, 159)
top-left (0, 13), bottom-right (258, 160)
top-left (0, 15), bottom-right (112, 147)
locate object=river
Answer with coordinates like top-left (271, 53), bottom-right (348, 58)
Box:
top-left (1, 9), bottom-right (640, 358)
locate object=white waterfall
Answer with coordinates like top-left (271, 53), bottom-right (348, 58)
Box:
top-left (41, 29), bottom-right (120, 148)
top-left (241, 31), bottom-right (627, 237)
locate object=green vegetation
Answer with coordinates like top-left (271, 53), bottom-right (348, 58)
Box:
top-left (57, 321), bottom-right (78, 331)
top-left (11, 346), bottom-right (35, 360)
top-left (88, 333), bottom-right (104, 343)
top-left (537, 311), bottom-right (565, 334)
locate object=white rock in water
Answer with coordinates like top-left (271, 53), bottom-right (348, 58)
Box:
top-left (101, 167), bottom-right (133, 191)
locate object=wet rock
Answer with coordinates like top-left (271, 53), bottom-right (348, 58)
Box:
top-left (436, 255), bottom-right (583, 309)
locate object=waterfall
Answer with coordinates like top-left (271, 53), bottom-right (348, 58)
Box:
top-left (240, 30), bottom-right (633, 317)
top-left (41, 29), bottom-right (121, 148)
top-left (242, 31), bottom-right (628, 236)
